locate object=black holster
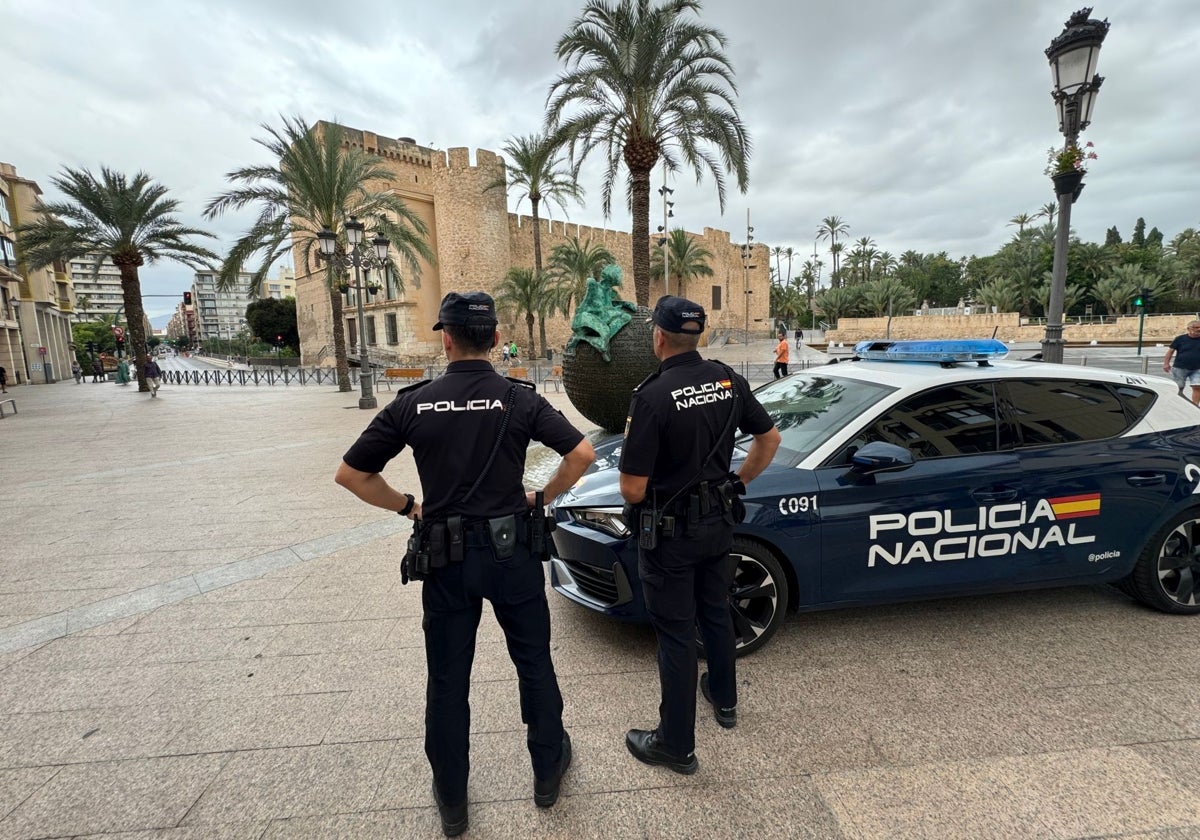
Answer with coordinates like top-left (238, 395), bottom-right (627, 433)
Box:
top-left (528, 491), bottom-right (556, 562)
top-left (400, 522), bottom-right (431, 585)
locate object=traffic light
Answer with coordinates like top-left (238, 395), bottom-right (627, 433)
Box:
top-left (183, 291), bottom-right (192, 305)
top-left (1133, 288), bottom-right (1151, 309)
top-left (276, 334), bottom-right (283, 344)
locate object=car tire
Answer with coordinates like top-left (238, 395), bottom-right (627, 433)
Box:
top-left (1128, 509), bottom-right (1200, 614)
top-left (696, 537), bottom-right (789, 658)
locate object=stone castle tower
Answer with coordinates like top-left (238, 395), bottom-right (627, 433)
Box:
top-left (293, 122), bottom-right (770, 366)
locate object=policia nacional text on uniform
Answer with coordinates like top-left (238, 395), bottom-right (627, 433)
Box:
top-left (335, 292), bottom-right (595, 837)
top-left (619, 296), bottom-right (781, 774)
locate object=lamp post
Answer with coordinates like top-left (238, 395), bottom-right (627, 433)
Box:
top-left (1041, 7), bottom-right (1109, 364)
top-left (740, 211), bottom-right (755, 344)
top-left (316, 216), bottom-right (390, 410)
top-left (657, 162), bottom-right (674, 297)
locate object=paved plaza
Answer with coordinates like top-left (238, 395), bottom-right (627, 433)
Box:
top-left (2, 363), bottom-right (1199, 839)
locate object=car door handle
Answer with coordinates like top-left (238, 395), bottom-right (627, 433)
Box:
top-left (1126, 473), bottom-right (1166, 487)
top-left (972, 488), bottom-right (1019, 503)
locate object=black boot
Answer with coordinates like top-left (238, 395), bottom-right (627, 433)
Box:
top-left (431, 781), bottom-right (468, 837)
top-left (534, 731), bottom-right (572, 807)
top-left (700, 672), bottom-right (737, 728)
top-left (625, 728), bottom-right (698, 775)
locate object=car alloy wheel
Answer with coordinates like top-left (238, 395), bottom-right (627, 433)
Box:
top-left (1130, 509), bottom-right (1200, 614)
top-left (725, 537), bottom-right (790, 657)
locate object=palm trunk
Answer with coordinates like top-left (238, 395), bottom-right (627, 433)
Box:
top-left (114, 254), bottom-right (149, 392)
top-left (330, 285), bottom-right (351, 391)
top-left (630, 167), bottom-right (652, 307)
top-left (525, 312), bottom-right (535, 363)
top-left (531, 195), bottom-right (543, 277)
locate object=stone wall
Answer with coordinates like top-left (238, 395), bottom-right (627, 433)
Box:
top-left (293, 122), bottom-right (773, 365)
top-left (827, 313), bottom-right (1200, 345)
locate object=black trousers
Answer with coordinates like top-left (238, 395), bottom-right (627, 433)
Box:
top-left (773, 362), bottom-right (788, 379)
top-left (637, 513), bottom-right (736, 756)
top-left (422, 535), bottom-right (565, 806)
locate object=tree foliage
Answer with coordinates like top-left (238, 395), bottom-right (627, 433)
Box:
top-left (245, 297), bottom-right (299, 352)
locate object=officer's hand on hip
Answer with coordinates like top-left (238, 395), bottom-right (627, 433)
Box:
top-left (526, 491), bottom-right (539, 509)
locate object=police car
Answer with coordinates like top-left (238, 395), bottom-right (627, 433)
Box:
top-left (548, 340), bottom-right (1200, 655)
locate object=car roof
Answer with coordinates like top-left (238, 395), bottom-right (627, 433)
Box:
top-left (812, 357), bottom-right (1174, 394)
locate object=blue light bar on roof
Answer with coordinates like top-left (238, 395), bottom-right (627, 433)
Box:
top-left (854, 339), bottom-right (1010, 363)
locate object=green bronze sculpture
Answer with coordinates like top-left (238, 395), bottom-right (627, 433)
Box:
top-left (566, 264), bottom-right (639, 362)
top-left (562, 263), bottom-right (659, 432)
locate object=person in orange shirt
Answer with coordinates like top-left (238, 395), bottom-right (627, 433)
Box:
top-left (773, 331), bottom-right (789, 379)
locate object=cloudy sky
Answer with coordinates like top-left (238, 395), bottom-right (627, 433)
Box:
top-left (7, 0), bottom-right (1199, 320)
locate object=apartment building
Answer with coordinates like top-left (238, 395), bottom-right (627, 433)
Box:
top-left (68, 254), bottom-right (125, 321)
top-left (192, 270), bottom-right (251, 342)
top-left (0, 162), bottom-right (75, 385)
top-left (260, 265), bottom-right (295, 300)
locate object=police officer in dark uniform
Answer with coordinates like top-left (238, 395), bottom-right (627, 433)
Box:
top-left (335, 291), bottom-right (595, 836)
top-left (619, 295), bottom-right (781, 774)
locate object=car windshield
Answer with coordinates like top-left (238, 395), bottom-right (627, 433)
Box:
top-left (747, 373), bottom-right (897, 466)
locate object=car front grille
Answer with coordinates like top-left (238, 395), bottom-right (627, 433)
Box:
top-left (561, 559), bottom-right (620, 605)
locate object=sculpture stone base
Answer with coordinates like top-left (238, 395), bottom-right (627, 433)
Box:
top-left (562, 306), bottom-right (659, 433)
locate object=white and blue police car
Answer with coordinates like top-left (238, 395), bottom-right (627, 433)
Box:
top-left (548, 340), bottom-right (1200, 655)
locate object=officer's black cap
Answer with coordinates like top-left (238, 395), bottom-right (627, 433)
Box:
top-left (433, 291), bottom-right (498, 331)
top-left (648, 295), bottom-right (706, 334)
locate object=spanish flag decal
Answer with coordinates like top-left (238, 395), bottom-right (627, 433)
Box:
top-left (1048, 493), bottom-right (1101, 519)
top-left (718, 379), bottom-right (732, 389)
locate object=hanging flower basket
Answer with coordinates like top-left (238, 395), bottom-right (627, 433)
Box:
top-left (1051, 169), bottom-right (1085, 199)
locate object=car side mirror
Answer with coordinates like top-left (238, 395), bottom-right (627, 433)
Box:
top-left (849, 442), bottom-right (914, 475)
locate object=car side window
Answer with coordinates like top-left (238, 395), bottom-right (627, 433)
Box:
top-left (842, 383), bottom-right (1002, 461)
top-left (1001, 379), bottom-right (1133, 445)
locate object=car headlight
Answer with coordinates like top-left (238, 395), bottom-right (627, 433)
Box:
top-left (568, 507), bottom-right (630, 538)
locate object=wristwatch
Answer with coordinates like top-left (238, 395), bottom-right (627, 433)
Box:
top-left (398, 494), bottom-right (416, 516)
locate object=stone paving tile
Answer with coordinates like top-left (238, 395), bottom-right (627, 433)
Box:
top-left (0, 767), bottom-right (57, 822)
top-left (816, 759), bottom-right (1049, 840)
top-left (1019, 682), bottom-right (1183, 751)
top-left (74, 823), bottom-right (269, 839)
top-left (1129, 739), bottom-right (1200, 794)
top-left (182, 741), bottom-right (394, 825)
top-left (994, 747), bottom-right (1199, 839)
top-left (286, 647), bottom-right (424, 695)
top-left (165, 691), bottom-right (349, 754)
top-left (260, 809), bottom-right (437, 839)
top-left (260, 617), bottom-right (398, 657)
top-left (0, 663), bottom-right (183, 713)
top-left (321, 687), bottom-right (425, 745)
top-left (0, 753), bottom-right (228, 839)
top-left (0, 702), bottom-right (204, 769)
top-left (636, 777), bottom-right (844, 840)
top-left (2, 633), bottom-right (146, 672)
top-left (145, 653), bottom-right (315, 703)
top-left (463, 790), bottom-right (649, 839)
top-left (124, 626), bottom-right (281, 665)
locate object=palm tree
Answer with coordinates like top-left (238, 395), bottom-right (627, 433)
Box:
top-left (650, 229), bottom-right (715, 297)
top-left (770, 246), bottom-right (785, 284)
top-left (548, 236), bottom-right (614, 317)
top-left (784, 246), bottom-right (797, 287)
top-left (827, 242), bottom-right (846, 287)
top-left (204, 117), bottom-right (434, 392)
top-left (816, 216), bottom-right (850, 286)
top-left (1034, 275), bottom-right (1084, 316)
top-left (860, 278), bottom-right (917, 318)
top-left (974, 277), bottom-right (1024, 313)
top-left (813, 286), bottom-right (860, 324)
top-left (1008, 212), bottom-right (1035, 235)
top-left (16, 166), bottom-right (217, 392)
top-left (485, 133), bottom-right (583, 280)
top-left (1035, 202), bottom-right (1058, 228)
top-left (495, 267), bottom-right (557, 357)
top-left (547, 0), bottom-right (751, 306)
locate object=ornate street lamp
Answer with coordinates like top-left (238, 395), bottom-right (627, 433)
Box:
top-left (316, 216), bottom-right (390, 409)
top-left (1041, 7), bottom-right (1109, 364)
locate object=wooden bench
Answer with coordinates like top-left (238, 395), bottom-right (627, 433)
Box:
top-left (378, 367), bottom-right (426, 390)
top-left (507, 366), bottom-right (529, 381)
top-left (542, 365), bottom-right (563, 392)
top-left (0, 397), bottom-right (16, 418)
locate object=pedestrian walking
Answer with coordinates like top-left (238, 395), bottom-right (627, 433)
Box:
top-left (773, 331), bottom-right (790, 379)
top-left (335, 291), bottom-right (595, 837)
top-left (91, 358), bottom-right (104, 382)
top-left (1164, 319), bottom-right (1200, 405)
top-left (502, 342), bottom-right (510, 364)
top-left (71, 361), bottom-right (82, 383)
top-left (619, 295), bottom-right (781, 774)
top-left (142, 357), bottom-right (162, 397)
top-left (0, 364), bottom-right (7, 393)
top-left (116, 358), bottom-right (131, 385)
top-left (795, 327), bottom-right (803, 349)
top-left (509, 341), bottom-right (520, 365)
